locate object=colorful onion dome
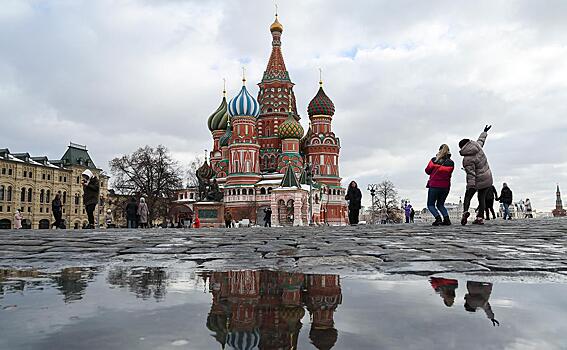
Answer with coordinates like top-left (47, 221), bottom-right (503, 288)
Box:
top-left (207, 96), bottom-right (229, 132)
top-left (308, 85), bottom-right (335, 117)
top-left (279, 114), bottom-right (304, 139)
top-left (219, 121), bottom-right (232, 147)
top-left (196, 160), bottom-right (215, 180)
top-left (270, 15), bottom-right (283, 32)
top-left (228, 84), bottom-right (260, 118)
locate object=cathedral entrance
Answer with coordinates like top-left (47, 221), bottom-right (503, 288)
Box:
top-left (278, 199), bottom-right (294, 226)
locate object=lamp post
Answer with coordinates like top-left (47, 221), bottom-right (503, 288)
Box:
top-left (305, 162), bottom-right (314, 226)
top-left (367, 184), bottom-right (377, 224)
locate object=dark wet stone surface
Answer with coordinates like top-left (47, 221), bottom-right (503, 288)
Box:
top-left (1, 267), bottom-right (567, 350)
top-left (0, 219), bottom-right (566, 278)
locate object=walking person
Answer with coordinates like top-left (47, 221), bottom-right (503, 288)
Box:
top-left (484, 185), bottom-right (498, 220)
top-left (525, 198), bottom-right (533, 218)
top-left (125, 197), bottom-right (138, 228)
top-left (224, 210), bottom-right (232, 228)
top-left (498, 183), bottom-right (513, 220)
top-left (425, 144), bottom-right (455, 226)
top-left (81, 169), bottom-right (100, 229)
top-left (14, 209), bottom-right (23, 229)
top-left (345, 181), bottom-right (362, 225)
top-left (105, 209), bottom-right (113, 228)
top-left (137, 197), bottom-right (149, 228)
top-left (459, 125), bottom-right (494, 225)
top-left (403, 202), bottom-right (413, 224)
top-left (263, 207), bottom-right (272, 227)
top-left (410, 207), bottom-right (415, 223)
top-left (51, 193), bottom-right (63, 229)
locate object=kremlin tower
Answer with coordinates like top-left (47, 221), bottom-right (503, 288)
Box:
top-left (552, 185), bottom-right (566, 217)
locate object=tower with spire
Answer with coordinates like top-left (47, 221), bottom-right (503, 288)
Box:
top-left (552, 185), bottom-right (566, 217)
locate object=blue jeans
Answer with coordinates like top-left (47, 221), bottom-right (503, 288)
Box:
top-left (127, 220), bottom-right (137, 228)
top-left (428, 187), bottom-right (450, 218)
top-left (503, 203), bottom-right (510, 220)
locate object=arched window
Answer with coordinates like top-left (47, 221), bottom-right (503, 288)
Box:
top-left (46, 190), bottom-right (51, 202)
top-left (20, 188), bottom-right (26, 202)
top-left (74, 194), bottom-right (80, 205)
top-left (27, 188), bottom-right (32, 202)
top-left (40, 189), bottom-right (45, 203)
top-left (237, 189), bottom-right (241, 195)
top-left (248, 188), bottom-right (254, 195)
top-left (7, 187), bottom-right (12, 201)
top-left (0, 185), bottom-right (4, 201)
top-left (267, 187), bottom-right (273, 194)
top-left (63, 192), bottom-right (67, 204)
top-left (260, 188), bottom-right (266, 195)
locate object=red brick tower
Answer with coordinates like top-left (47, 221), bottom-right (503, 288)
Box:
top-left (257, 13), bottom-right (299, 173)
top-left (277, 97), bottom-right (304, 173)
top-left (553, 185), bottom-right (566, 217)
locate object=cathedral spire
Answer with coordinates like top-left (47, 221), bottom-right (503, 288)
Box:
top-left (263, 12), bottom-right (290, 82)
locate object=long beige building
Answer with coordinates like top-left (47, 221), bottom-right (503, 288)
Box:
top-left (0, 143), bottom-right (108, 229)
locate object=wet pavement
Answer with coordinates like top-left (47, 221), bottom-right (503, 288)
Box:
top-left (1, 267), bottom-right (567, 350)
top-left (0, 219), bottom-right (566, 278)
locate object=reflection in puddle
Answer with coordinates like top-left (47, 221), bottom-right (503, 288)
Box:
top-left (204, 271), bottom-right (341, 349)
top-left (1, 267), bottom-right (567, 349)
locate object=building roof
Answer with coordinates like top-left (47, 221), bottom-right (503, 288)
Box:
top-left (280, 165), bottom-right (300, 188)
top-left (61, 143), bottom-right (97, 168)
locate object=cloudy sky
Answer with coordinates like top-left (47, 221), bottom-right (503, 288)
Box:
top-left (1, 0), bottom-right (566, 211)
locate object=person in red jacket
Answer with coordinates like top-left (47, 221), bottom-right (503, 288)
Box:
top-left (425, 144), bottom-right (455, 225)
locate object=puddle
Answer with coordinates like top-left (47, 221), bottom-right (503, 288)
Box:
top-left (1, 267), bottom-right (567, 349)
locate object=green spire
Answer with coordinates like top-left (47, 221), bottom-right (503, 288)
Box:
top-left (280, 165), bottom-right (300, 188)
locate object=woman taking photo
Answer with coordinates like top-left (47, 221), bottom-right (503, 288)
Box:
top-left (425, 144), bottom-right (455, 226)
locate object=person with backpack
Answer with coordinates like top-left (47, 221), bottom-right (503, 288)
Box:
top-left (425, 144), bottom-right (455, 226)
top-left (498, 183), bottom-right (513, 220)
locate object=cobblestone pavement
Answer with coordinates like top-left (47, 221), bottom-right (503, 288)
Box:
top-left (0, 219), bottom-right (566, 279)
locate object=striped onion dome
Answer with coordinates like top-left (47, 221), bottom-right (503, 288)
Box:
top-left (196, 161), bottom-right (215, 180)
top-left (227, 329), bottom-right (260, 350)
top-left (307, 85), bottom-right (335, 117)
top-left (228, 85), bottom-right (260, 118)
top-left (207, 96), bottom-right (229, 132)
top-left (279, 114), bottom-right (304, 140)
top-left (219, 121), bottom-right (232, 147)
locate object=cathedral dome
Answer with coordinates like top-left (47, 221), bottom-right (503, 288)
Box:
top-left (270, 16), bottom-right (283, 32)
top-left (228, 84), bottom-right (260, 118)
top-left (197, 161), bottom-right (215, 180)
top-left (207, 96), bottom-right (229, 132)
top-left (308, 86), bottom-right (335, 117)
top-left (218, 122), bottom-right (232, 147)
top-left (279, 115), bottom-right (304, 139)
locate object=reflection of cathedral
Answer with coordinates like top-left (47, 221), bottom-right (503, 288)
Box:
top-left (205, 270), bottom-right (342, 350)
top-left (197, 12), bottom-right (348, 226)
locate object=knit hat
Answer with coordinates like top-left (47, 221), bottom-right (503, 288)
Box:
top-left (458, 139), bottom-right (470, 149)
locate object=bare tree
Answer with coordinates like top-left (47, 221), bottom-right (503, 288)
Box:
top-left (109, 145), bottom-right (183, 223)
top-left (373, 180), bottom-right (402, 223)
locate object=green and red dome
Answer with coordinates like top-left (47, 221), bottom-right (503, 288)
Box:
top-left (307, 86), bottom-right (335, 117)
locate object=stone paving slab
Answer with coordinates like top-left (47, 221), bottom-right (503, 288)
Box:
top-left (0, 219), bottom-right (565, 279)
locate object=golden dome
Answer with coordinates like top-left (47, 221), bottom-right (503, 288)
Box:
top-left (270, 15), bottom-right (283, 32)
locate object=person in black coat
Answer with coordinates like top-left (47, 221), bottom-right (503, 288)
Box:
top-left (125, 197), bottom-right (138, 228)
top-left (345, 181), bottom-right (362, 225)
top-left (81, 169), bottom-right (100, 229)
top-left (484, 185), bottom-right (499, 220)
top-left (498, 183), bottom-right (513, 220)
top-left (51, 193), bottom-right (63, 229)
top-left (263, 207), bottom-right (272, 227)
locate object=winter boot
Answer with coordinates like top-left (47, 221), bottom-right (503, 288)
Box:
top-left (432, 216), bottom-right (442, 226)
top-left (472, 217), bottom-right (484, 225)
top-left (461, 212), bottom-right (470, 226)
top-left (441, 216), bottom-right (451, 226)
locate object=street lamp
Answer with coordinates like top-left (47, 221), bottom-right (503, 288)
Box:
top-left (367, 184), bottom-right (377, 224)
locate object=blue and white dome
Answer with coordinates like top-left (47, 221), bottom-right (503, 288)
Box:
top-left (228, 85), bottom-right (260, 118)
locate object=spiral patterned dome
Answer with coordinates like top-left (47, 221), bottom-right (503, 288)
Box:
top-left (228, 85), bottom-right (260, 118)
top-left (219, 122), bottom-right (232, 147)
top-left (207, 96), bottom-right (229, 132)
top-left (308, 86), bottom-right (335, 117)
top-left (279, 115), bottom-right (304, 140)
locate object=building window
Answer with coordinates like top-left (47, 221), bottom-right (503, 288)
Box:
top-left (63, 192), bottom-right (67, 204)
top-left (29, 171), bottom-right (32, 178)
top-left (74, 208), bottom-right (78, 214)
top-left (47, 174), bottom-right (50, 180)
top-left (7, 187), bottom-right (12, 201)
top-left (7, 206), bottom-right (10, 212)
top-left (46, 190), bottom-right (51, 202)
top-left (23, 172), bottom-right (26, 178)
top-left (190, 193), bottom-right (194, 199)
top-left (27, 206), bottom-right (31, 213)
top-left (1, 168), bottom-right (5, 175)
top-left (20, 188), bottom-right (26, 202)
top-left (40, 189), bottom-right (45, 203)
top-left (59, 176), bottom-right (62, 182)
top-left (8, 169), bottom-right (12, 176)
top-left (63, 176), bottom-right (67, 183)
top-left (40, 207), bottom-right (43, 213)
top-left (76, 176), bottom-right (80, 184)
top-left (0, 185), bottom-right (4, 201)
top-left (63, 208), bottom-right (65, 214)
top-left (46, 208), bottom-right (49, 213)
top-left (74, 194), bottom-right (80, 205)
top-left (27, 188), bottom-right (32, 202)
top-left (42, 174), bottom-right (46, 180)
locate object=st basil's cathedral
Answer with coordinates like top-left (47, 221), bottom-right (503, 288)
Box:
top-left (199, 13), bottom-right (347, 226)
